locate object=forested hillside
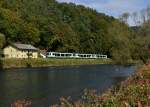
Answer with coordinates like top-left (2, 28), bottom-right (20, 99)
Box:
top-left (0, 0), bottom-right (141, 63)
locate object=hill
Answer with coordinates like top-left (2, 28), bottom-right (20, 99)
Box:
top-left (0, 0), bottom-right (133, 63)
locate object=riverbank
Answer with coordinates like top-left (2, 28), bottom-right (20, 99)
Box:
top-left (53, 65), bottom-right (150, 107)
top-left (1, 58), bottom-right (112, 69)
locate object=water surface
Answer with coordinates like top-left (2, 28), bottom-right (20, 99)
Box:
top-left (0, 64), bottom-right (136, 107)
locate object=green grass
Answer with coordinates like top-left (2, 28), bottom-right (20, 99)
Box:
top-left (1, 58), bottom-right (112, 69)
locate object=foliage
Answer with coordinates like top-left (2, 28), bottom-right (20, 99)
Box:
top-left (0, 33), bottom-right (4, 63)
top-left (11, 100), bottom-right (31, 107)
top-left (0, 33), bottom-right (4, 67)
top-left (0, 0), bottom-right (135, 63)
top-left (131, 21), bottom-right (150, 63)
top-left (1, 0), bottom-right (150, 64)
top-left (0, 33), bottom-right (4, 48)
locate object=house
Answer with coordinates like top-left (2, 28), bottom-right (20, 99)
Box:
top-left (3, 43), bottom-right (38, 59)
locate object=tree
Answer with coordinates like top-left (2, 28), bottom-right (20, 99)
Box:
top-left (119, 12), bottom-right (130, 24)
top-left (0, 33), bottom-right (5, 67)
top-left (0, 33), bottom-right (4, 49)
top-left (0, 0), bottom-right (134, 64)
top-left (140, 9), bottom-right (147, 24)
top-left (107, 20), bottom-right (132, 63)
top-left (132, 12), bottom-right (140, 26)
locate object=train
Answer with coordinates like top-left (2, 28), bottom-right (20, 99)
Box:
top-left (46, 52), bottom-right (107, 59)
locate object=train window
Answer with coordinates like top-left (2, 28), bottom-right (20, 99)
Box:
top-left (57, 54), bottom-right (60, 56)
top-left (66, 54), bottom-right (71, 56)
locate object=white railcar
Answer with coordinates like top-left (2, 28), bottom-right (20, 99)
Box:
top-left (46, 52), bottom-right (107, 59)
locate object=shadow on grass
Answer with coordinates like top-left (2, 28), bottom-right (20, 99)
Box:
top-left (26, 62), bottom-right (32, 68)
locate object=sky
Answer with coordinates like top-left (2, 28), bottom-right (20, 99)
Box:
top-left (57, 0), bottom-right (150, 26)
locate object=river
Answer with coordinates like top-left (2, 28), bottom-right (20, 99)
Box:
top-left (0, 64), bottom-right (136, 107)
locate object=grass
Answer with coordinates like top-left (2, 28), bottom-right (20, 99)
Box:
top-left (1, 58), bottom-right (112, 69)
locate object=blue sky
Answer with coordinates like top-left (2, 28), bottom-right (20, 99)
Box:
top-left (57, 0), bottom-right (150, 25)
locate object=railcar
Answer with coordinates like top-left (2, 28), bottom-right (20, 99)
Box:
top-left (46, 52), bottom-right (107, 59)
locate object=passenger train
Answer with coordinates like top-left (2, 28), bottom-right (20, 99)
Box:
top-left (46, 52), bottom-right (107, 59)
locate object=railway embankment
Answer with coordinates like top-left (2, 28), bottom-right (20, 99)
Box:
top-left (1, 58), bottom-right (112, 69)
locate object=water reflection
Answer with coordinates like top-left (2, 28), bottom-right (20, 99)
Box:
top-left (0, 65), bottom-right (136, 107)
